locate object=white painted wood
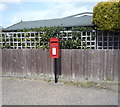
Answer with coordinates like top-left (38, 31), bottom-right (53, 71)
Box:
top-left (0, 31), bottom-right (98, 49)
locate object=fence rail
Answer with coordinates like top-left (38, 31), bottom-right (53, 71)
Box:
top-left (1, 49), bottom-right (119, 80)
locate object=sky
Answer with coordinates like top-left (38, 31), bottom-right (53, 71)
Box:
top-left (0, 0), bottom-right (107, 28)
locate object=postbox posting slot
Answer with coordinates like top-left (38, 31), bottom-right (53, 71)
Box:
top-left (50, 45), bottom-right (58, 47)
top-left (50, 41), bottom-right (58, 43)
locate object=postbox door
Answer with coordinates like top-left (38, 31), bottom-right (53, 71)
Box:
top-left (52, 47), bottom-right (57, 55)
top-left (50, 46), bottom-right (59, 58)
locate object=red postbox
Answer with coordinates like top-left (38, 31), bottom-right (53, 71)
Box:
top-left (50, 38), bottom-right (60, 58)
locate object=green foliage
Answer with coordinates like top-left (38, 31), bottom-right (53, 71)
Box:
top-left (22, 43), bottom-right (25, 46)
top-left (17, 38), bottom-right (21, 41)
top-left (18, 26), bottom-right (94, 49)
top-left (72, 26), bottom-right (93, 32)
top-left (25, 33), bottom-right (30, 37)
top-left (27, 38), bottom-right (31, 41)
top-left (93, 1), bottom-right (120, 31)
top-left (4, 44), bottom-right (11, 49)
top-left (1, 26), bottom-right (94, 49)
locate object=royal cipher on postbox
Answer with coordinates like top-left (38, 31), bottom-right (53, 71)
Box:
top-left (50, 38), bottom-right (60, 58)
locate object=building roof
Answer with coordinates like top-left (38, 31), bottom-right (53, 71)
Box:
top-left (4, 12), bottom-right (93, 31)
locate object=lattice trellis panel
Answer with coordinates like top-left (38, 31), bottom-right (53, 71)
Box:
top-left (0, 32), bottom-right (42, 49)
top-left (97, 31), bottom-right (120, 49)
top-left (0, 31), bottom-right (96, 49)
top-left (59, 31), bottom-right (96, 49)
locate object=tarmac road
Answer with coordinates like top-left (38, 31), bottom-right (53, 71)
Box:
top-left (2, 77), bottom-right (118, 105)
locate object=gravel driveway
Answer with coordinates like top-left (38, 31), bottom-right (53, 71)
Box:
top-left (2, 77), bottom-right (119, 105)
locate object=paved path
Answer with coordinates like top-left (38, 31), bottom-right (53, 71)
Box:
top-left (2, 77), bottom-right (118, 105)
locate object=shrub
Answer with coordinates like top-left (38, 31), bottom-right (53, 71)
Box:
top-left (93, 1), bottom-right (120, 31)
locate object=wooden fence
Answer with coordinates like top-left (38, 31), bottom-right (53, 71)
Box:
top-left (1, 49), bottom-right (120, 80)
top-left (0, 50), bottom-right (2, 76)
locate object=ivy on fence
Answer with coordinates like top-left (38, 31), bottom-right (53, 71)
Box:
top-left (0, 26), bottom-right (96, 49)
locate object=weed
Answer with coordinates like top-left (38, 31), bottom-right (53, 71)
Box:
top-left (63, 80), bottom-right (118, 92)
top-left (106, 78), bottom-right (114, 81)
top-left (47, 79), bottom-right (52, 83)
top-left (80, 82), bottom-right (90, 88)
top-left (44, 79), bottom-right (52, 83)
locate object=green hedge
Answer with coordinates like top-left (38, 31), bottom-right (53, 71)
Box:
top-left (93, 1), bottom-right (120, 31)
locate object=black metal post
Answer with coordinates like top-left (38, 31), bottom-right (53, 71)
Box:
top-left (54, 58), bottom-right (58, 83)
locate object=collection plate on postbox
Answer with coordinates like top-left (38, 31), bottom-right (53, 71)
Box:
top-left (50, 38), bottom-right (60, 58)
